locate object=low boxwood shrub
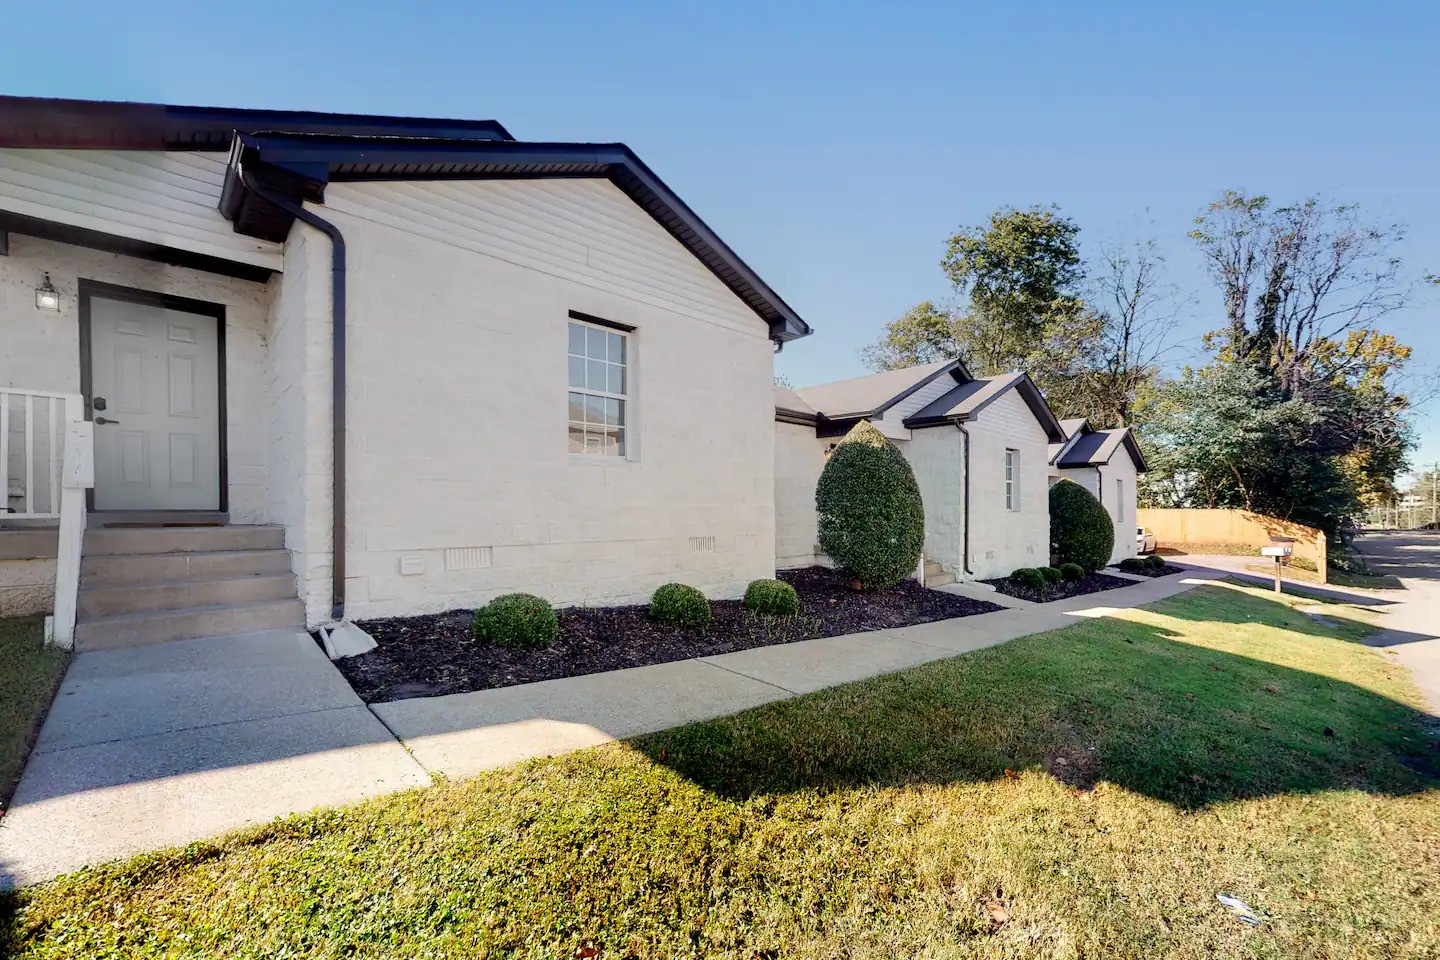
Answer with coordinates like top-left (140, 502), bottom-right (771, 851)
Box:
top-left (473, 593), bottom-right (559, 649)
top-left (1038, 566), bottom-right (1062, 585)
top-left (1119, 557), bottom-right (1148, 573)
top-left (744, 578), bottom-right (800, 617)
top-left (1050, 479), bottom-right (1115, 572)
top-left (815, 420), bottom-right (926, 589)
top-left (1058, 562), bottom-right (1085, 582)
top-left (1010, 567), bottom-right (1047, 590)
top-left (649, 583), bottom-right (712, 629)
top-left (1147, 554), bottom-right (1167, 571)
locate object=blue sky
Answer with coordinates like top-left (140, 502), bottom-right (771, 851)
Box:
top-left (5, 1), bottom-right (1437, 475)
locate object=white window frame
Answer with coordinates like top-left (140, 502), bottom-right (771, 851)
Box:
top-left (567, 317), bottom-right (631, 458)
top-left (1004, 448), bottom-right (1019, 511)
top-left (1116, 477), bottom-right (1124, 518)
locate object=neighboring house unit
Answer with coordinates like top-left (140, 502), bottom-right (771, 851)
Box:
top-left (1048, 417), bottom-right (1148, 564)
top-left (774, 360), bottom-right (1065, 581)
top-left (0, 96), bottom-right (810, 645)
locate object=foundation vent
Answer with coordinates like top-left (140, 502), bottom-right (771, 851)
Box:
top-left (444, 546), bottom-right (493, 571)
top-left (688, 536), bottom-right (717, 553)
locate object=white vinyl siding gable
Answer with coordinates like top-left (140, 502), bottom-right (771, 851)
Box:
top-left (0, 149), bottom-right (282, 269)
top-left (322, 179), bottom-right (763, 337)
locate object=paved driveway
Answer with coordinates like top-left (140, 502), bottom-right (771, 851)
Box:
top-left (0, 629), bottom-right (428, 889)
top-left (1350, 530), bottom-right (1440, 713)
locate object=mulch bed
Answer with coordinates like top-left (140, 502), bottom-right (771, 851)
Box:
top-left (1114, 562), bottom-right (1188, 578)
top-left (981, 571), bottom-right (1135, 603)
top-left (335, 566), bottom-right (1004, 703)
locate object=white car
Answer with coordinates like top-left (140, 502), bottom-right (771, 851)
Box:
top-left (1136, 527), bottom-right (1157, 554)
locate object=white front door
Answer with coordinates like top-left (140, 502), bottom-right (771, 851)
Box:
top-left (88, 294), bottom-right (222, 511)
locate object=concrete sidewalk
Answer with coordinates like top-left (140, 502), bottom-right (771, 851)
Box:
top-left (1, 567), bottom-right (1228, 888)
top-left (375, 569), bottom-right (1224, 780)
top-left (0, 629), bottom-right (429, 889)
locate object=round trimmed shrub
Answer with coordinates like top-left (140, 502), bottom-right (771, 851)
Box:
top-left (1049, 480), bottom-right (1116, 572)
top-left (1119, 557), bottom-right (1148, 573)
top-left (649, 582), bottom-right (711, 629)
top-left (815, 420), bottom-right (925, 589)
top-left (1038, 566), bottom-right (1062, 585)
top-left (744, 578), bottom-right (800, 617)
top-left (1058, 562), bottom-right (1085, 582)
top-left (1010, 567), bottom-right (1046, 590)
top-left (1147, 554), bottom-right (1167, 571)
top-left (473, 593), bottom-right (558, 649)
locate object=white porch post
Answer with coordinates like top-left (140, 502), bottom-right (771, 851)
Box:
top-left (50, 397), bottom-right (93, 649)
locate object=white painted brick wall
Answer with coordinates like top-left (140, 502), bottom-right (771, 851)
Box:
top-left (774, 421), bottom-right (828, 568)
top-left (962, 389), bottom-right (1051, 579)
top-left (301, 179), bottom-right (778, 619)
top-left (265, 224), bottom-right (335, 625)
top-left (0, 234), bottom-right (272, 523)
top-left (907, 427), bottom-right (962, 573)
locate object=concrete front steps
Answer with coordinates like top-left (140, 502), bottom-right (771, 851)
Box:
top-left (74, 524), bottom-right (303, 652)
top-left (924, 560), bottom-right (955, 588)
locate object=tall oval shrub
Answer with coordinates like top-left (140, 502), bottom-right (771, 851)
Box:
top-left (815, 420), bottom-right (925, 588)
top-left (1049, 479), bottom-right (1115, 572)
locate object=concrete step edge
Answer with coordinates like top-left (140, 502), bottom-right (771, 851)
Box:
top-left (78, 572), bottom-right (296, 595)
top-left (74, 597), bottom-right (305, 627)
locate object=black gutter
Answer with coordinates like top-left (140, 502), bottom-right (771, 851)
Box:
top-left (956, 423), bottom-right (974, 576)
top-left (235, 163), bottom-right (349, 622)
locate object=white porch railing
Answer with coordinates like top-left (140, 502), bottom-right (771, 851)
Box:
top-left (0, 387), bottom-right (92, 647)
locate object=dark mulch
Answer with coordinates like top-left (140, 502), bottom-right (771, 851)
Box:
top-left (335, 566), bottom-right (1004, 703)
top-left (1113, 562), bottom-right (1188, 578)
top-left (981, 571), bottom-right (1135, 603)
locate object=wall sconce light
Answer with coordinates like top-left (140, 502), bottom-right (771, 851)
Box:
top-left (34, 273), bottom-right (60, 312)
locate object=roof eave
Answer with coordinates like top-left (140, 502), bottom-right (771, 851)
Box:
top-left (222, 134), bottom-right (810, 343)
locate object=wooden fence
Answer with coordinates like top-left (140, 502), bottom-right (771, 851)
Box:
top-left (1137, 508), bottom-right (1328, 583)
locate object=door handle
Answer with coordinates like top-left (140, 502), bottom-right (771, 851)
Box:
top-left (94, 416), bottom-right (120, 425)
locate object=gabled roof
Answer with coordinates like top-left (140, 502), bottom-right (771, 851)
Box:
top-left (1054, 425), bottom-right (1148, 472)
top-left (774, 387), bottom-right (818, 425)
top-left (904, 372), bottom-right (1066, 442)
top-left (0, 95), bottom-right (513, 150)
top-left (784, 359), bottom-right (969, 420)
top-left (222, 132), bottom-right (810, 342)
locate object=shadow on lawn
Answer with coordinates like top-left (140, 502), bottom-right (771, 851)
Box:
top-left (636, 590), bottom-right (1440, 811)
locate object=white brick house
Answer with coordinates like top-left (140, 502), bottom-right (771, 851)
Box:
top-left (1048, 418), bottom-right (1147, 564)
top-left (0, 96), bottom-right (809, 644)
top-left (774, 361), bottom-right (1065, 581)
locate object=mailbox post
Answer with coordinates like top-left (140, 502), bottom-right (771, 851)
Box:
top-left (1261, 539), bottom-right (1294, 594)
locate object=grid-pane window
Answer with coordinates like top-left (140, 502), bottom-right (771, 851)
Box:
top-left (1004, 449), bottom-right (1018, 511)
top-left (567, 320), bottom-right (628, 456)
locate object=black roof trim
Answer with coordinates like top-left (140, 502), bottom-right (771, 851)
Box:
top-left (775, 409), bottom-right (819, 427)
top-left (222, 133), bottom-right (811, 341)
top-left (0, 96), bottom-right (513, 151)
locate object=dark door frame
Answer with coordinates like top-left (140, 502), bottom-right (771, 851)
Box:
top-left (77, 279), bottom-right (229, 513)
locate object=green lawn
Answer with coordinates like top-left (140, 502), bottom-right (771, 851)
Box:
top-left (3, 583), bottom-right (1437, 959)
top-left (0, 617), bottom-right (68, 813)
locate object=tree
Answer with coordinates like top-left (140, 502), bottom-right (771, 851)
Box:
top-left (1190, 191), bottom-right (1408, 396)
top-left (863, 207), bottom-right (1101, 413)
top-left (1142, 364), bottom-right (1360, 535)
top-left (1067, 238), bottom-right (1185, 427)
top-left (815, 420), bottom-right (925, 588)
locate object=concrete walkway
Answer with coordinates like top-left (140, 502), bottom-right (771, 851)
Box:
top-left (0, 629), bottom-right (429, 889)
top-left (374, 569), bottom-right (1225, 780)
top-left (0, 563), bottom-right (1260, 888)
top-left (1348, 531), bottom-right (1440, 714)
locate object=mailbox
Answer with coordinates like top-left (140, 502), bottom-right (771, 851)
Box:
top-left (1260, 545), bottom-right (1292, 558)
